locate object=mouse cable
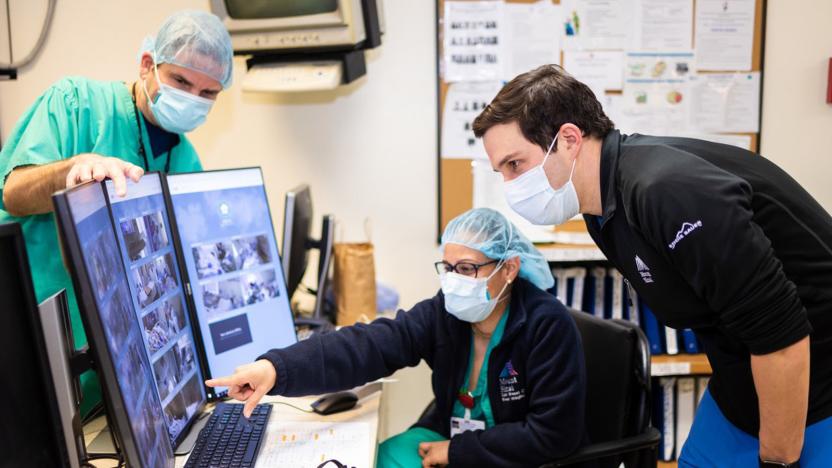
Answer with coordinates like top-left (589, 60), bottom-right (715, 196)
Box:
top-left (271, 401), bottom-right (314, 413)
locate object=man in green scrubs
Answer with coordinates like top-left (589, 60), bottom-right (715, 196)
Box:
top-left (0, 10), bottom-right (233, 415)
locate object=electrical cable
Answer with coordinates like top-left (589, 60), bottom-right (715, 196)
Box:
top-left (1, 0), bottom-right (56, 69)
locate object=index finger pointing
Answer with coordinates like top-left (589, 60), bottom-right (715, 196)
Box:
top-left (205, 376), bottom-right (236, 388)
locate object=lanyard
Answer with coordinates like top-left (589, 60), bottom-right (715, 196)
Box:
top-left (131, 82), bottom-right (171, 173)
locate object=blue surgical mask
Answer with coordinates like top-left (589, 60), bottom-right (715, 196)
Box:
top-left (440, 264), bottom-right (509, 323)
top-left (142, 61), bottom-right (214, 134)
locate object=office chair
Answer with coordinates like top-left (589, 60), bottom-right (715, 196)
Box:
top-left (542, 309), bottom-right (660, 468)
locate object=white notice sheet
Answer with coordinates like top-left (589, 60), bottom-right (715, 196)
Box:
top-left (444, 1), bottom-right (505, 82)
top-left (694, 0), bottom-right (755, 71)
top-left (504, 1), bottom-right (562, 80)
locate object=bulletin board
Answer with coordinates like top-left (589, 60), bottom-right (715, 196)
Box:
top-left (436, 0), bottom-right (768, 238)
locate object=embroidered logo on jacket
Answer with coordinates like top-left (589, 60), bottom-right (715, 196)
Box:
top-left (668, 220), bottom-right (703, 250)
top-left (635, 255), bottom-right (653, 283)
top-left (499, 360), bottom-right (525, 402)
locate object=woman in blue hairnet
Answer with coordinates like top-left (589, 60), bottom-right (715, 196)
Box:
top-left (208, 208), bottom-right (588, 467)
top-left (0, 10), bottom-right (233, 416)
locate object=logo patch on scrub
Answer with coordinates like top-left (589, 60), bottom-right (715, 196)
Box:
top-left (668, 220), bottom-right (703, 250)
top-left (499, 360), bottom-right (525, 402)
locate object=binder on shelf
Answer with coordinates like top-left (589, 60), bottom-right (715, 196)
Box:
top-left (590, 267), bottom-right (606, 318)
top-left (554, 268), bottom-right (569, 306)
top-left (603, 270), bottom-right (614, 319)
top-left (565, 267), bottom-right (585, 311)
top-left (676, 377), bottom-right (696, 460)
top-left (665, 326), bottom-right (680, 355)
top-left (681, 328), bottom-right (700, 353)
top-left (640, 300), bottom-right (664, 355)
top-left (655, 377), bottom-right (676, 461)
top-left (696, 376), bottom-right (710, 405)
top-left (609, 268), bottom-right (624, 320)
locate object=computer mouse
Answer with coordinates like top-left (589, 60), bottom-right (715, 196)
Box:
top-left (311, 391), bottom-right (359, 415)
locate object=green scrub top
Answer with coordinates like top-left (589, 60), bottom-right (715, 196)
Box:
top-left (0, 76), bottom-right (202, 416)
top-left (452, 304), bottom-right (510, 429)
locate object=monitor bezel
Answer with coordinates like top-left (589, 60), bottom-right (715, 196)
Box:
top-left (210, 0), bottom-right (350, 32)
top-left (0, 222), bottom-right (75, 467)
top-left (52, 182), bottom-right (174, 468)
top-left (162, 167), bottom-right (298, 400)
top-left (102, 171), bottom-right (209, 448)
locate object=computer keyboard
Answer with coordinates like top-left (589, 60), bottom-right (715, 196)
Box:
top-left (185, 402), bottom-right (272, 468)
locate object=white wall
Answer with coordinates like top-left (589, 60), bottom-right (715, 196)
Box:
top-left (0, 0), bottom-right (438, 437)
top-left (761, 1), bottom-right (832, 209)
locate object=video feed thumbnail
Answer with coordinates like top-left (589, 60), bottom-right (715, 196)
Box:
top-left (153, 335), bottom-right (197, 402)
top-left (241, 269), bottom-right (280, 305)
top-left (103, 287), bottom-right (133, 353)
top-left (88, 231), bottom-right (121, 301)
top-left (192, 241), bottom-right (237, 279)
top-left (163, 375), bottom-right (203, 438)
top-left (201, 278), bottom-right (244, 316)
top-left (192, 234), bottom-right (271, 280)
top-left (142, 298), bottom-right (187, 355)
top-left (133, 254), bottom-right (179, 309)
top-left (118, 211), bottom-right (170, 262)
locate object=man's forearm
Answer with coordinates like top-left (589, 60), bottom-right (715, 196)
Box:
top-left (751, 335), bottom-right (810, 463)
top-left (3, 159), bottom-right (74, 216)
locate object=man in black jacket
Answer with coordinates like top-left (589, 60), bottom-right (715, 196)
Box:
top-left (472, 64), bottom-right (832, 467)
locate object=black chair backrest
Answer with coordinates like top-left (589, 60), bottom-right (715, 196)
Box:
top-left (568, 309), bottom-right (651, 445)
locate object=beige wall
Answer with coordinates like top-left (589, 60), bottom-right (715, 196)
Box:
top-left (761, 1), bottom-right (832, 209)
top-left (0, 0), bottom-right (437, 437)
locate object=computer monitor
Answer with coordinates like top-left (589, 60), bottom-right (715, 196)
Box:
top-left (210, 0), bottom-right (382, 54)
top-left (103, 174), bottom-right (207, 446)
top-left (282, 184), bottom-right (335, 324)
top-left (0, 223), bottom-right (75, 468)
top-left (53, 182), bottom-right (174, 468)
top-left (165, 168), bottom-right (297, 397)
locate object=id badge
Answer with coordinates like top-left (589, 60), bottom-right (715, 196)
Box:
top-left (450, 416), bottom-right (486, 437)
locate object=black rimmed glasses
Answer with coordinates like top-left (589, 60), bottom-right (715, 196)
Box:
top-left (434, 259), bottom-right (499, 278)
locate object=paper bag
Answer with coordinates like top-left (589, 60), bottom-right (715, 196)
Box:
top-left (333, 242), bottom-right (377, 326)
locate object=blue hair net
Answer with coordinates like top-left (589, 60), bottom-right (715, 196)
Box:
top-left (441, 208), bottom-right (555, 291)
top-left (140, 10), bottom-right (234, 88)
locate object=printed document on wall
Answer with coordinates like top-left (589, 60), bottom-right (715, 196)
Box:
top-left (563, 50), bottom-right (624, 91)
top-left (636, 0), bottom-right (693, 51)
top-left (694, 0), bottom-right (755, 71)
top-left (562, 0), bottom-right (635, 51)
top-left (443, 1), bottom-right (505, 82)
top-left (689, 72), bottom-right (760, 133)
top-left (441, 81), bottom-right (502, 160)
top-left (625, 52), bottom-right (694, 82)
top-left (504, 1), bottom-right (562, 80)
top-left (619, 80), bottom-right (691, 135)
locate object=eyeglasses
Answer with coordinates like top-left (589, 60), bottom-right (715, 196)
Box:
top-left (434, 259), bottom-right (498, 278)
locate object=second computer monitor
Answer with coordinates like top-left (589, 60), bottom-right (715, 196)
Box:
top-left (166, 168), bottom-right (297, 395)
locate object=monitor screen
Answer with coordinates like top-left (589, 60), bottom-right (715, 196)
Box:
top-left (225, 0), bottom-right (339, 19)
top-left (0, 224), bottom-right (71, 467)
top-left (61, 183), bottom-right (173, 468)
top-left (105, 175), bottom-right (206, 445)
top-left (167, 169), bottom-right (297, 392)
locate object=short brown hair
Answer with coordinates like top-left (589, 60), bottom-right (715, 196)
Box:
top-left (472, 64), bottom-right (614, 151)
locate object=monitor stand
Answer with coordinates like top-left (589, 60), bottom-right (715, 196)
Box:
top-left (88, 409), bottom-right (211, 456)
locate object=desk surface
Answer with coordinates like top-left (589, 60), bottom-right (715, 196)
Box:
top-left (84, 386), bottom-right (383, 467)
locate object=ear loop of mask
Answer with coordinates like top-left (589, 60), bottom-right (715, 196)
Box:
top-left (542, 130), bottom-right (578, 184)
top-left (489, 222), bottom-right (515, 305)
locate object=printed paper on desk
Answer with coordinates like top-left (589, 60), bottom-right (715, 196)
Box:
top-left (503, 1), bottom-right (562, 80)
top-left (441, 81), bottom-right (502, 160)
top-left (256, 421), bottom-right (371, 468)
top-left (689, 72), bottom-right (760, 133)
top-left (443, 1), bottom-right (504, 82)
top-left (563, 51), bottom-right (624, 91)
top-left (636, 0), bottom-right (693, 51)
top-left (694, 0), bottom-right (755, 71)
top-left (561, 0), bottom-right (636, 51)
